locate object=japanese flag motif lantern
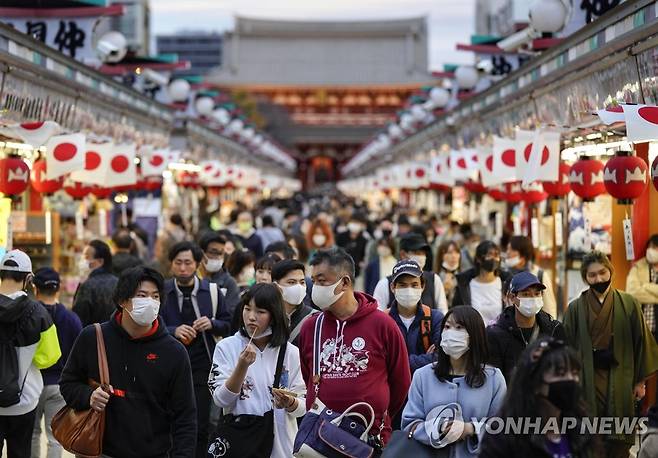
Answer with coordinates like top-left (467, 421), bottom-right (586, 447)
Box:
top-left (522, 182), bottom-right (548, 204)
top-left (177, 171), bottom-right (199, 189)
top-left (569, 157), bottom-right (605, 201)
top-left (542, 162), bottom-right (571, 198)
top-left (91, 186), bottom-right (113, 200)
top-left (652, 155), bottom-right (658, 192)
top-left (464, 176), bottom-right (487, 194)
top-left (603, 151), bottom-right (648, 204)
top-left (31, 159), bottom-right (63, 194)
top-left (65, 181), bottom-right (92, 200)
top-left (504, 182), bottom-right (523, 203)
top-left (0, 156), bottom-right (30, 196)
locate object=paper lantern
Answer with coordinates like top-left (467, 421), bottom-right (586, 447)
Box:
top-left (569, 157), bottom-right (605, 201)
top-left (177, 171), bottom-right (200, 189)
top-left (31, 159), bottom-right (63, 194)
top-left (429, 87), bottom-right (450, 108)
top-left (488, 185), bottom-right (507, 201)
top-left (603, 151), bottom-right (648, 204)
top-left (464, 177), bottom-right (487, 194)
top-left (168, 79), bottom-right (190, 102)
top-left (522, 182), bottom-right (548, 204)
top-left (65, 181), bottom-right (92, 200)
top-left (652, 155), bottom-right (658, 192)
top-left (0, 156), bottom-right (30, 196)
top-left (542, 162), bottom-right (571, 197)
top-left (504, 182), bottom-right (523, 203)
top-left (455, 66), bottom-right (478, 90)
top-left (91, 186), bottom-right (113, 199)
top-left (529, 0), bottom-right (569, 33)
top-left (195, 96), bottom-right (215, 116)
top-left (140, 176), bottom-right (162, 192)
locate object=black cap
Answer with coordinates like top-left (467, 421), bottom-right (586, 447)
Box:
top-left (509, 271), bottom-right (546, 294)
top-left (390, 260), bottom-right (423, 283)
top-left (33, 267), bottom-right (60, 289)
top-left (399, 233), bottom-right (429, 252)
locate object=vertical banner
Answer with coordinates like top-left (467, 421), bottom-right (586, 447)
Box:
top-left (531, 217), bottom-right (540, 248)
top-left (495, 212), bottom-right (504, 243)
top-left (75, 210), bottom-right (84, 240)
top-left (45, 210), bottom-right (52, 245)
top-left (98, 209), bottom-right (107, 238)
top-left (623, 218), bottom-right (635, 261)
top-left (554, 211), bottom-right (563, 247)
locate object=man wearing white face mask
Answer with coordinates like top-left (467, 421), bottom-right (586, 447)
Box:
top-left (373, 233), bottom-right (448, 314)
top-left (387, 260), bottom-right (444, 373)
top-left (60, 266), bottom-right (197, 458)
top-left (199, 232), bottom-right (241, 318)
top-left (271, 260), bottom-right (318, 346)
top-left (486, 271), bottom-right (565, 384)
top-left (627, 234), bottom-right (658, 342)
top-left (298, 247), bottom-right (411, 448)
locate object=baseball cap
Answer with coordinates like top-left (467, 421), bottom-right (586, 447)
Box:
top-left (33, 267), bottom-right (61, 289)
top-left (399, 233), bottom-right (429, 252)
top-left (0, 250), bottom-right (33, 273)
top-left (390, 260), bottom-right (423, 284)
top-left (509, 271), bottom-right (546, 294)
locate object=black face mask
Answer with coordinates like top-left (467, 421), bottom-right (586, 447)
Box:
top-left (590, 279), bottom-right (611, 294)
top-left (545, 380), bottom-right (580, 412)
top-left (175, 275), bottom-right (195, 286)
top-left (481, 259), bottom-right (499, 273)
top-left (382, 229), bottom-right (392, 239)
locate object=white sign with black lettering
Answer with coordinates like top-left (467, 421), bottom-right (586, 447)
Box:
top-left (555, 211), bottom-right (563, 247)
top-left (531, 217), bottom-right (540, 248)
top-left (623, 218), bottom-right (635, 261)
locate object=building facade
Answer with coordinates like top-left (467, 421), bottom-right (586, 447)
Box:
top-left (156, 32), bottom-right (223, 76)
top-left (108, 0), bottom-right (150, 55)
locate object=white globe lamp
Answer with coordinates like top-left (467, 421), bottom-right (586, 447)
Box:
top-left (455, 66), bottom-right (479, 90)
top-left (168, 79), bottom-right (191, 102)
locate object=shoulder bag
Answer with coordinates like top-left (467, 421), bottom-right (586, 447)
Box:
top-left (51, 323), bottom-right (109, 458)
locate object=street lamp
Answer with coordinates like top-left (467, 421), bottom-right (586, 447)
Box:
top-left (455, 66), bottom-right (479, 90)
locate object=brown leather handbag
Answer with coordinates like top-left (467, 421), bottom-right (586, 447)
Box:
top-left (51, 323), bottom-right (109, 458)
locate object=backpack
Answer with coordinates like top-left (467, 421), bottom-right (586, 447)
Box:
top-left (0, 301), bottom-right (37, 407)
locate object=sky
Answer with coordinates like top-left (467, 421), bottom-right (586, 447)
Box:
top-left (150, 0), bottom-right (478, 71)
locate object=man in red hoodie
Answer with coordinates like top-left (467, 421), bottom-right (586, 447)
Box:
top-left (298, 247), bottom-right (411, 449)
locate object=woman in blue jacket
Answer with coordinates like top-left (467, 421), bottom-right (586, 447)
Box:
top-left (401, 305), bottom-right (506, 458)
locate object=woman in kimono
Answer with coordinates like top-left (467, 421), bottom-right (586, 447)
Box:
top-left (563, 250), bottom-right (658, 458)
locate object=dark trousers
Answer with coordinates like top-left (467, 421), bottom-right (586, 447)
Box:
top-left (194, 371), bottom-right (211, 458)
top-left (0, 409), bottom-right (37, 458)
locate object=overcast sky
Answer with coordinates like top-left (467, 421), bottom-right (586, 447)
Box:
top-left (150, 0), bottom-right (477, 71)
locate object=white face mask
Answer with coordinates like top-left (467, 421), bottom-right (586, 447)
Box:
top-left (409, 255), bottom-right (426, 269)
top-left (312, 278), bottom-right (345, 311)
top-left (442, 261), bottom-right (459, 271)
top-left (205, 258), bottom-right (224, 273)
top-left (394, 287), bottom-right (423, 309)
top-left (517, 296), bottom-right (544, 317)
top-left (313, 234), bottom-right (327, 246)
top-left (504, 256), bottom-right (521, 268)
top-left (239, 267), bottom-right (256, 284)
top-left (647, 247), bottom-right (658, 264)
top-left (377, 246), bottom-right (393, 258)
top-left (247, 325), bottom-right (272, 340)
top-left (128, 297), bottom-right (160, 327)
top-left (279, 283), bottom-right (306, 306)
top-left (78, 258), bottom-right (92, 275)
top-left (440, 328), bottom-right (470, 359)
top-left (348, 222), bottom-right (362, 234)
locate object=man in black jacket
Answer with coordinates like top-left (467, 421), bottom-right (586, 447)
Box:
top-left (111, 229), bottom-right (143, 277)
top-left (72, 240), bottom-right (118, 326)
top-left (60, 266), bottom-right (196, 458)
top-left (486, 271), bottom-right (565, 383)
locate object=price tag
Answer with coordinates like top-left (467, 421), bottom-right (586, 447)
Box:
top-left (45, 211), bottom-right (52, 245)
top-left (98, 209), bottom-right (107, 238)
top-left (75, 210), bottom-right (84, 240)
top-left (531, 217), bottom-right (540, 247)
top-left (623, 218), bottom-right (635, 261)
top-left (554, 211), bottom-right (563, 247)
top-left (584, 216), bottom-right (592, 250)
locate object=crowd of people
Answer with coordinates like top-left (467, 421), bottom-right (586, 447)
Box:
top-left (1, 196), bottom-right (658, 458)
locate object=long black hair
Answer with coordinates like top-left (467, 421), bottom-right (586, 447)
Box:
top-left (237, 283), bottom-right (289, 347)
top-left (497, 338), bottom-right (597, 456)
top-left (434, 305), bottom-right (488, 388)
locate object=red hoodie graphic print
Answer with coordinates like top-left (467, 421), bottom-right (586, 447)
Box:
top-left (298, 292), bottom-right (411, 443)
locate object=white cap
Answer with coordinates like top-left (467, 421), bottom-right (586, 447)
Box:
top-left (0, 250), bottom-right (33, 273)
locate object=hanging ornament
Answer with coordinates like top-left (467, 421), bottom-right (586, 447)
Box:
top-left (542, 162), bottom-right (571, 197)
top-left (464, 173), bottom-right (487, 194)
top-left (569, 157), bottom-right (605, 201)
top-left (603, 150), bottom-right (648, 204)
top-left (31, 159), bottom-right (63, 194)
top-left (488, 184), bottom-right (507, 201)
top-left (504, 181), bottom-right (523, 203)
top-left (91, 186), bottom-right (113, 200)
top-left (522, 181), bottom-right (548, 204)
top-left (0, 156), bottom-right (30, 196)
top-left (177, 170), bottom-right (200, 189)
top-left (64, 181), bottom-right (92, 200)
top-left (140, 176), bottom-right (163, 192)
top-left (652, 155), bottom-right (658, 192)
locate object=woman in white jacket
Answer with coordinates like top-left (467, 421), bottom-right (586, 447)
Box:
top-left (208, 283), bottom-right (307, 458)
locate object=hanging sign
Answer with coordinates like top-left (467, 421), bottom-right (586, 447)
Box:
top-left (555, 211), bottom-right (564, 247)
top-left (623, 218), bottom-right (635, 261)
top-left (75, 210), bottom-right (84, 240)
top-left (45, 210), bottom-right (52, 245)
top-left (531, 217), bottom-right (540, 248)
top-left (98, 209), bottom-right (107, 238)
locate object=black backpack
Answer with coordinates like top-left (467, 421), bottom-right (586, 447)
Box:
top-left (0, 301), bottom-right (37, 407)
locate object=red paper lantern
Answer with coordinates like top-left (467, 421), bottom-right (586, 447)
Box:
top-left (429, 183), bottom-right (450, 193)
top-left (464, 175), bottom-right (487, 194)
top-left (177, 171), bottom-right (199, 189)
top-left (569, 157), bottom-right (605, 201)
top-left (603, 151), bottom-right (648, 203)
top-left (488, 185), bottom-right (506, 201)
top-left (30, 159), bottom-right (63, 194)
top-left (542, 162), bottom-right (571, 198)
top-left (91, 186), bottom-right (113, 199)
top-left (140, 176), bottom-right (162, 192)
top-left (522, 182), bottom-right (548, 204)
top-left (65, 181), bottom-right (92, 200)
top-left (0, 156), bottom-right (30, 196)
top-left (504, 182), bottom-right (523, 203)
top-left (652, 155), bottom-right (658, 192)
